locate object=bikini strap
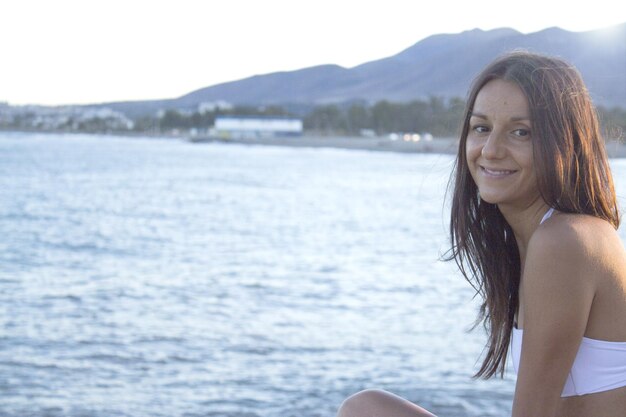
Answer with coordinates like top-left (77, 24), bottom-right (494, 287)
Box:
top-left (540, 207), bottom-right (555, 225)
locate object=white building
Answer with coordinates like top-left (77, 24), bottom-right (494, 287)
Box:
top-left (198, 101), bottom-right (234, 113)
top-left (213, 116), bottom-right (303, 139)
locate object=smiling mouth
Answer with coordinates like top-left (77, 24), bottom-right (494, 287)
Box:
top-left (480, 166), bottom-right (517, 177)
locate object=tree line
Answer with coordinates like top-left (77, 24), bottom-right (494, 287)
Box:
top-left (140, 99), bottom-right (626, 140)
top-left (302, 97), bottom-right (465, 137)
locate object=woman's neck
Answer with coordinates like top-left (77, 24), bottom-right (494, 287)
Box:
top-left (498, 201), bottom-right (552, 262)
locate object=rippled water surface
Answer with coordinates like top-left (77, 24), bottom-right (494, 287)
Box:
top-left (3, 133), bottom-right (626, 417)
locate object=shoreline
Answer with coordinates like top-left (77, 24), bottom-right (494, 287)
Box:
top-left (191, 134), bottom-right (626, 158)
top-left (3, 129), bottom-right (626, 158)
top-left (192, 135), bottom-right (460, 155)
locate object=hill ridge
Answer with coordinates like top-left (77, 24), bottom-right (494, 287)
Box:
top-left (105, 23), bottom-right (626, 116)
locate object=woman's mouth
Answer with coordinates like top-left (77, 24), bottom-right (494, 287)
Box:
top-left (480, 166), bottom-right (517, 177)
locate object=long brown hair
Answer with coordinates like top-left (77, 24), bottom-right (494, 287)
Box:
top-left (447, 51), bottom-right (620, 378)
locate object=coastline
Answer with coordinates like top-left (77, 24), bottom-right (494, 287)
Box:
top-left (191, 134), bottom-right (626, 158)
top-left (191, 135), bottom-right (460, 155)
top-left (3, 129), bottom-right (625, 158)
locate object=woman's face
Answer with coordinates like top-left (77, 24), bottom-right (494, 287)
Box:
top-left (466, 79), bottom-right (541, 209)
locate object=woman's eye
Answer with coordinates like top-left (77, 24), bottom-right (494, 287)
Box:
top-left (472, 125), bottom-right (489, 133)
top-left (513, 128), bottom-right (530, 137)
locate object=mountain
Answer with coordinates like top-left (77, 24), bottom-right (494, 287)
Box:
top-left (106, 23), bottom-right (626, 117)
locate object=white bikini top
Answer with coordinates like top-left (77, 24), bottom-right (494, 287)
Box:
top-left (511, 208), bottom-right (626, 397)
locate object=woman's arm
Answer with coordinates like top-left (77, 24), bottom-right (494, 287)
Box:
top-left (512, 220), bottom-right (597, 417)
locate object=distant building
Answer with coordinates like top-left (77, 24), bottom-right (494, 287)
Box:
top-left (0, 104), bottom-right (133, 131)
top-left (198, 101), bottom-right (234, 113)
top-left (212, 116), bottom-right (303, 139)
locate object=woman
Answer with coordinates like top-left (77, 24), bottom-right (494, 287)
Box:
top-left (337, 51), bottom-right (626, 417)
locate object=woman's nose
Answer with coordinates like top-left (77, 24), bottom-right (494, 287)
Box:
top-left (481, 131), bottom-right (506, 159)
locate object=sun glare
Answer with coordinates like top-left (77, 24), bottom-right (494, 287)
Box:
top-left (588, 22), bottom-right (626, 43)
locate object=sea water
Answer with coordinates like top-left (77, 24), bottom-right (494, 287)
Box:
top-left (2, 132), bottom-right (626, 416)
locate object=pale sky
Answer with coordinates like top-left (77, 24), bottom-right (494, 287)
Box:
top-left (2, 0), bottom-right (624, 106)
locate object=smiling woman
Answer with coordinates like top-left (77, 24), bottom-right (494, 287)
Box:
top-left (335, 51), bottom-right (626, 417)
top-left (450, 51), bottom-right (626, 417)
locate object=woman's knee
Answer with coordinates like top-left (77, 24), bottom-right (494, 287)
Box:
top-left (337, 389), bottom-right (436, 417)
top-left (337, 389), bottom-right (386, 417)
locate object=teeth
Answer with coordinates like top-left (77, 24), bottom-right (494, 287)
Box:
top-left (483, 167), bottom-right (515, 176)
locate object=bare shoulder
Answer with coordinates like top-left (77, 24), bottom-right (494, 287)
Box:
top-left (525, 214), bottom-right (626, 342)
top-left (531, 212), bottom-right (621, 259)
top-left (526, 212), bottom-right (626, 288)
top-left (519, 214), bottom-right (607, 344)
